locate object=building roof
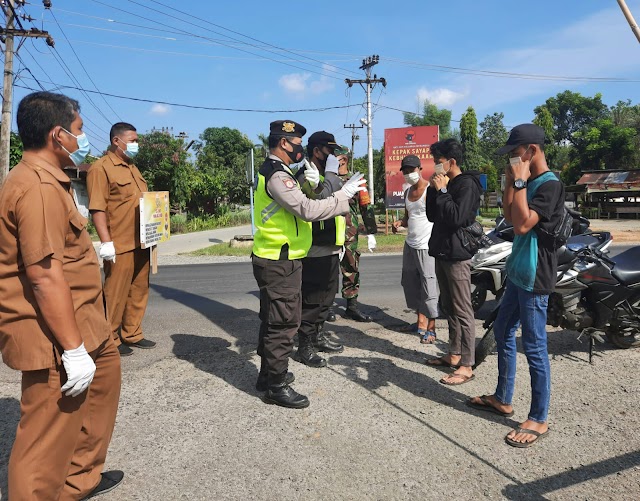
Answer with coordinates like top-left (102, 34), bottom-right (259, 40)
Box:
top-left (576, 171), bottom-right (640, 191)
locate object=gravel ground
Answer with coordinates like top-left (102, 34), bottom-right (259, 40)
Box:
top-left (1, 301), bottom-right (638, 500)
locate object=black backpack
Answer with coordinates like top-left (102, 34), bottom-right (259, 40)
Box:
top-left (534, 176), bottom-right (571, 249)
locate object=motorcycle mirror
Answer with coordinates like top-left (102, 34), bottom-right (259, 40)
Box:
top-left (497, 198), bottom-right (503, 208)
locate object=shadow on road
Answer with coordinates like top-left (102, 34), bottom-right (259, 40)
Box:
top-left (501, 449), bottom-right (640, 500)
top-left (0, 397), bottom-right (20, 496)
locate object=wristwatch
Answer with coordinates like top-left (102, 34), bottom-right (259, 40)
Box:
top-left (439, 187), bottom-right (448, 194)
top-left (513, 179), bottom-right (527, 190)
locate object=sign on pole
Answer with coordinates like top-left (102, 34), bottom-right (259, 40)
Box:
top-left (384, 126), bottom-right (439, 209)
top-left (139, 191), bottom-right (171, 249)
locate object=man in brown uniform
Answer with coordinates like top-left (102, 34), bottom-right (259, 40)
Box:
top-left (87, 122), bottom-right (156, 356)
top-left (0, 92), bottom-right (122, 500)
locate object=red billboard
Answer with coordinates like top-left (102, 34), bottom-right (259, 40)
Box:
top-left (384, 125), bottom-right (439, 209)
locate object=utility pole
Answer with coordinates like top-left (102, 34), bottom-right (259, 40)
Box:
top-left (0, 0), bottom-right (53, 184)
top-left (617, 0), bottom-right (640, 43)
top-left (343, 123), bottom-right (363, 171)
top-left (345, 55), bottom-right (386, 204)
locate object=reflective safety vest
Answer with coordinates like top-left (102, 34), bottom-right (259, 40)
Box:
top-left (252, 159), bottom-right (312, 260)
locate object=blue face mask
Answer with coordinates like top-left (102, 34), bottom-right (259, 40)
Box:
top-left (59, 128), bottom-right (90, 166)
top-left (124, 142), bottom-right (139, 158)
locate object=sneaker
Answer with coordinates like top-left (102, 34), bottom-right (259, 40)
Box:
top-left (131, 339), bottom-right (156, 349)
top-left (83, 470), bottom-right (124, 499)
top-left (117, 344), bottom-right (133, 357)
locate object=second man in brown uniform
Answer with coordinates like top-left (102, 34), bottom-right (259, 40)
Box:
top-left (87, 122), bottom-right (156, 356)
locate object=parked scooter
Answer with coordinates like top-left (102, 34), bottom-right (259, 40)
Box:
top-left (474, 234), bottom-right (640, 367)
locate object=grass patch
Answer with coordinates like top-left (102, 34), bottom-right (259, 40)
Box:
top-left (186, 232), bottom-right (407, 257)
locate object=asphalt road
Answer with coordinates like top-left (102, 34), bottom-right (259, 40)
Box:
top-left (0, 245), bottom-right (638, 500)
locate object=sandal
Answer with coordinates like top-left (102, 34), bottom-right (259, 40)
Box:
top-left (505, 427), bottom-right (549, 448)
top-left (439, 373), bottom-right (475, 385)
top-left (466, 395), bottom-right (514, 417)
top-left (420, 330), bottom-right (437, 344)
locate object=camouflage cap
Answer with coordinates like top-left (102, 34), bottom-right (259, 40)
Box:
top-left (334, 145), bottom-right (351, 156)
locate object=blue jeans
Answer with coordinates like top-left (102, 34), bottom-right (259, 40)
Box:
top-left (493, 280), bottom-right (551, 423)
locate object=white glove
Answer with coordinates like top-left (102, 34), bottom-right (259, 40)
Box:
top-left (61, 343), bottom-right (96, 397)
top-left (341, 172), bottom-right (367, 199)
top-left (367, 234), bottom-right (377, 253)
top-left (99, 241), bottom-right (116, 263)
top-left (325, 154), bottom-right (339, 174)
top-left (303, 159), bottom-right (320, 188)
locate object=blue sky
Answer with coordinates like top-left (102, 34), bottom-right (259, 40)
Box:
top-left (9, 0), bottom-right (640, 158)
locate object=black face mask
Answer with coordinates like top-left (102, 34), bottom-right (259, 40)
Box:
top-left (285, 139), bottom-right (304, 163)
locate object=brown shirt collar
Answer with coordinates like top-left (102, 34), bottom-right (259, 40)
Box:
top-left (20, 154), bottom-right (71, 185)
top-left (107, 149), bottom-right (131, 167)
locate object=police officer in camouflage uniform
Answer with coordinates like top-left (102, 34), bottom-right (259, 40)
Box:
top-left (336, 146), bottom-right (378, 322)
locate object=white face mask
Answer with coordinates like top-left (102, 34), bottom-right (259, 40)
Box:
top-left (404, 172), bottom-right (421, 185)
top-left (434, 159), bottom-right (450, 175)
top-left (509, 146), bottom-right (531, 167)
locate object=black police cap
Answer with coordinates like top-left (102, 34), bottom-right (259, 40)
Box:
top-left (269, 120), bottom-right (306, 138)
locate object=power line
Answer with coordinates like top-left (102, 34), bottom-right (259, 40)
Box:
top-left (14, 77), bottom-right (361, 113)
top-left (86, 0), bottom-right (347, 81)
top-left (47, 8), bottom-right (122, 121)
top-left (143, 0), bottom-right (360, 77)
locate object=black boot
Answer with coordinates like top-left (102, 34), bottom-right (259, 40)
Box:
top-left (313, 323), bottom-right (344, 353)
top-left (327, 306), bottom-right (336, 322)
top-left (263, 372), bottom-right (309, 409)
top-left (345, 298), bottom-right (372, 322)
top-left (256, 370), bottom-right (295, 392)
top-left (294, 333), bottom-right (327, 368)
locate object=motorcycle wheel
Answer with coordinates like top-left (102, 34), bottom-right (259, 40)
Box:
top-left (471, 283), bottom-right (488, 313)
top-left (473, 327), bottom-right (497, 369)
top-left (606, 332), bottom-right (640, 349)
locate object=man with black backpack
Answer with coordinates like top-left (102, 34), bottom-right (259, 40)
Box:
top-left (468, 124), bottom-right (565, 448)
top-left (425, 139), bottom-right (483, 385)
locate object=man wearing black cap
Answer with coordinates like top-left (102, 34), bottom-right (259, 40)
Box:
top-left (469, 124), bottom-right (564, 448)
top-left (425, 139), bottom-right (482, 386)
top-left (252, 120), bottom-right (366, 408)
top-left (393, 155), bottom-right (439, 343)
top-left (294, 131), bottom-right (347, 368)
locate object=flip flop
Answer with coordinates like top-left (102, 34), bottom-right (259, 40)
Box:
top-left (505, 427), bottom-right (550, 448)
top-left (466, 395), bottom-right (514, 417)
top-left (420, 330), bottom-right (437, 344)
top-left (425, 356), bottom-right (459, 368)
top-left (440, 373), bottom-right (475, 385)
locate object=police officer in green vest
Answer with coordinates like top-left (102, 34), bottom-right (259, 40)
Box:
top-left (294, 131), bottom-right (348, 368)
top-left (252, 120), bottom-right (366, 409)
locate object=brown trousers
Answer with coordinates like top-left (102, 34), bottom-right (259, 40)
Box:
top-left (8, 338), bottom-right (121, 501)
top-left (104, 247), bottom-right (150, 345)
top-left (435, 259), bottom-right (476, 367)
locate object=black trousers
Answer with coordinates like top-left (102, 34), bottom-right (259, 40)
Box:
top-left (299, 254), bottom-right (340, 339)
top-left (252, 255), bottom-right (302, 377)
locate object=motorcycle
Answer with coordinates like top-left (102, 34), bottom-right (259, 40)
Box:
top-left (470, 205), bottom-right (592, 312)
top-left (474, 236), bottom-right (640, 368)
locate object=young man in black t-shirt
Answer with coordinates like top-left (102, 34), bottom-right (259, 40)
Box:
top-left (469, 124), bottom-right (564, 448)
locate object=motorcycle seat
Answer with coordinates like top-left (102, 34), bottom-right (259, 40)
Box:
top-left (611, 247), bottom-right (640, 285)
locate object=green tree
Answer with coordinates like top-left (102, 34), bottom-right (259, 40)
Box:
top-left (532, 105), bottom-right (559, 167)
top-left (480, 162), bottom-right (499, 192)
top-left (135, 131), bottom-right (194, 210)
top-left (535, 91), bottom-right (609, 146)
top-left (479, 112), bottom-right (508, 165)
top-left (196, 127), bottom-right (254, 207)
top-left (403, 100), bottom-right (452, 138)
top-left (10, 131), bottom-right (23, 168)
top-left (459, 106), bottom-right (484, 171)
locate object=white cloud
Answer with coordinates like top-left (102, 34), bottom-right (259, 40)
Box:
top-left (278, 64), bottom-right (336, 98)
top-left (150, 103), bottom-right (171, 115)
top-left (416, 87), bottom-right (468, 107)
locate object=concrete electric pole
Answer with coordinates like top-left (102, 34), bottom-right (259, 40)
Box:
top-left (345, 55), bottom-right (386, 204)
top-left (0, 0), bottom-right (53, 184)
top-left (343, 123), bottom-right (363, 172)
